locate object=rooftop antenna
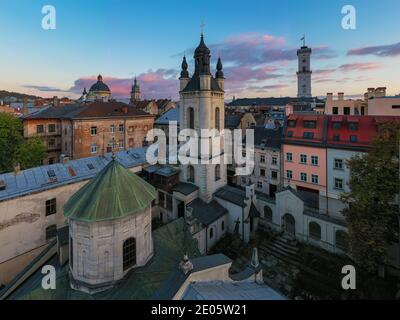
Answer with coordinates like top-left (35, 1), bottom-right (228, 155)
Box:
top-left (200, 21), bottom-right (205, 36)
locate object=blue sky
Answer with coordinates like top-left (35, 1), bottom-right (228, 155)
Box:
top-left (0, 0), bottom-right (399, 100)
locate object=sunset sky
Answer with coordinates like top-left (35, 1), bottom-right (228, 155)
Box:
top-left (1, 0), bottom-right (399, 100)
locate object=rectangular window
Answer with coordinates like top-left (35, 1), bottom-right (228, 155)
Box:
top-left (350, 135), bottom-right (358, 143)
top-left (257, 181), bottom-right (263, 189)
top-left (303, 132), bottom-right (314, 139)
top-left (242, 151), bottom-right (246, 158)
top-left (119, 124), bottom-right (125, 133)
top-left (110, 125), bottom-right (115, 133)
top-left (271, 171), bottom-right (278, 179)
top-left (333, 134), bottom-right (340, 141)
top-left (45, 225), bottom-right (57, 240)
top-left (333, 122), bottom-right (341, 130)
top-left (48, 124), bottom-right (56, 133)
top-left (37, 125), bottom-right (44, 134)
top-left (48, 138), bottom-right (55, 147)
top-left (333, 107), bottom-right (339, 115)
top-left (334, 159), bottom-right (343, 170)
top-left (286, 131), bottom-right (293, 137)
top-left (286, 152), bottom-right (293, 162)
top-left (335, 178), bottom-right (344, 190)
top-left (119, 140), bottom-right (125, 149)
top-left (348, 123), bottom-right (358, 131)
top-left (90, 126), bottom-right (97, 136)
top-left (343, 107), bottom-right (350, 115)
top-left (288, 120), bottom-right (296, 128)
top-left (311, 156), bottom-right (319, 166)
top-left (241, 177), bottom-right (247, 184)
top-left (260, 169), bottom-right (266, 177)
top-left (272, 157), bottom-right (277, 165)
top-left (45, 198), bottom-right (57, 216)
top-left (286, 170), bottom-right (293, 180)
top-left (91, 144), bottom-right (97, 154)
top-left (312, 175), bottom-right (319, 184)
top-left (300, 172), bottom-right (307, 182)
top-left (260, 155), bottom-right (265, 163)
top-left (300, 154), bottom-right (307, 164)
top-left (303, 121), bottom-right (316, 129)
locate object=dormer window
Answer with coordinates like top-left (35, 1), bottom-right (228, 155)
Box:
top-left (47, 170), bottom-right (56, 178)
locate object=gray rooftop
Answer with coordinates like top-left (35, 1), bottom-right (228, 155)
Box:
top-left (172, 182), bottom-right (199, 196)
top-left (182, 281), bottom-right (287, 300)
top-left (151, 254), bottom-right (232, 300)
top-left (187, 198), bottom-right (228, 226)
top-left (0, 147), bottom-right (148, 202)
top-left (214, 185), bottom-right (248, 207)
top-left (155, 107), bottom-right (180, 125)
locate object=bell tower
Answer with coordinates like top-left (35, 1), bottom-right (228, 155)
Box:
top-left (130, 77), bottom-right (141, 104)
top-left (297, 36), bottom-right (312, 98)
top-left (179, 34), bottom-right (227, 203)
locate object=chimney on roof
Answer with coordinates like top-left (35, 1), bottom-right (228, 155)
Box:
top-left (122, 106), bottom-right (128, 114)
top-left (53, 96), bottom-right (59, 107)
top-left (338, 92), bottom-right (344, 101)
top-left (179, 254), bottom-right (193, 275)
top-left (326, 93), bottom-right (333, 101)
top-left (14, 163), bottom-right (20, 176)
top-left (23, 97), bottom-right (28, 115)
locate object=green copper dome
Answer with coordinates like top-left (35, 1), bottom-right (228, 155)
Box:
top-left (64, 159), bottom-right (156, 222)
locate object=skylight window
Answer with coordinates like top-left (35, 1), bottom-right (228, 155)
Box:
top-left (87, 163), bottom-right (95, 170)
top-left (47, 170), bottom-right (56, 178)
top-left (0, 180), bottom-right (6, 191)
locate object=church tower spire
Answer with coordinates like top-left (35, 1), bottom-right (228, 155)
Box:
top-left (130, 77), bottom-right (141, 104)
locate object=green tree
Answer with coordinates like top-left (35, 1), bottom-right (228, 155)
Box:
top-left (341, 121), bottom-right (400, 273)
top-left (16, 137), bottom-right (46, 170)
top-left (0, 113), bottom-right (22, 173)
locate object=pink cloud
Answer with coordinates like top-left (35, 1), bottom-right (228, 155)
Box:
top-left (70, 69), bottom-right (179, 99)
top-left (348, 42), bottom-right (400, 57)
top-left (338, 62), bottom-right (382, 72)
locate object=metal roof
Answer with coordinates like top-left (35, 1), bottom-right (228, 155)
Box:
top-left (214, 185), bottom-right (248, 207)
top-left (155, 107), bottom-right (180, 125)
top-left (0, 147), bottom-right (149, 202)
top-left (182, 280), bottom-right (287, 300)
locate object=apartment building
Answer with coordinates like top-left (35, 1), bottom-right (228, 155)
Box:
top-left (239, 125), bottom-right (283, 198)
top-left (325, 92), bottom-right (367, 116)
top-left (23, 101), bottom-right (154, 163)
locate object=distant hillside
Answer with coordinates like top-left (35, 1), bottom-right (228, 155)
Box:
top-left (227, 97), bottom-right (324, 107)
top-left (0, 90), bottom-right (41, 101)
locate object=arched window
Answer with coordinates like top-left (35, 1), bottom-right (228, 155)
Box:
top-left (221, 221), bottom-right (225, 232)
top-left (215, 164), bottom-right (221, 181)
top-left (264, 206), bottom-right (273, 222)
top-left (209, 228), bottom-right (214, 239)
top-left (335, 230), bottom-right (349, 252)
top-left (187, 165), bottom-right (195, 183)
top-left (123, 237), bottom-right (136, 271)
top-left (309, 222), bottom-right (321, 240)
top-left (188, 107), bottom-right (194, 129)
top-left (215, 107), bottom-right (220, 130)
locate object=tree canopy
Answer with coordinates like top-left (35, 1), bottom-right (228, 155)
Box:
top-left (341, 121), bottom-right (400, 273)
top-left (0, 113), bottom-right (46, 173)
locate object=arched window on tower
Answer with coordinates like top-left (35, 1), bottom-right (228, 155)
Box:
top-left (188, 107), bottom-right (194, 129)
top-left (215, 164), bottom-right (221, 181)
top-left (123, 237), bottom-right (136, 271)
top-left (215, 107), bottom-right (220, 130)
top-left (188, 165), bottom-right (195, 183)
